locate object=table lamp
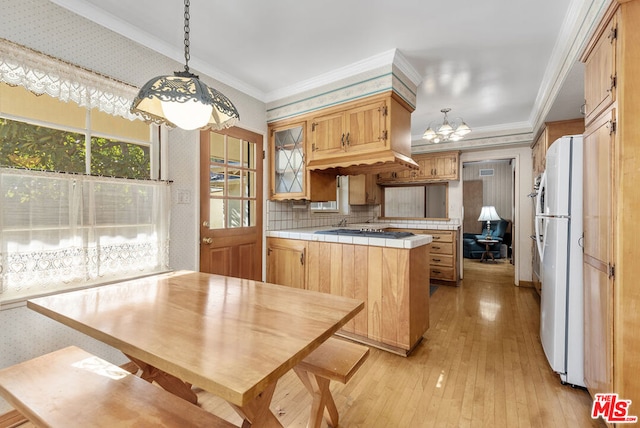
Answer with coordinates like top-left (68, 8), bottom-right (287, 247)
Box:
top-left (478, 206), bottom-right (500, 238)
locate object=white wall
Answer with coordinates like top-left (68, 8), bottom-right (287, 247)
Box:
top-left (456, 146), bottom-right (534, 285)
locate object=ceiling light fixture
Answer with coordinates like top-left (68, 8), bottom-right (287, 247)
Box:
top-left (422, 108), bottom-right (471, 143)
top-left (130, 0), bottom-right (239, 131)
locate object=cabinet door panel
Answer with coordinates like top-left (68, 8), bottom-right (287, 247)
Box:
top-left (266, 239), bottom-right (306, 288)
top-left (270, 122), bottom-right (307, 200)
top-left (310, 112), bottom-right (345, 159)
top-left (583, 262), bottom-right (613, 394)
top-left (583, 112), bottom-right (613, 262)
top-left (345, 100), bottom-right (387, 153)
top-left (584, 11), bottom-right (617, 125)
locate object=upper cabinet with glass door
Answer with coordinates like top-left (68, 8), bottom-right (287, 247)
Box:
top-left (269, 121), bottom-right (306, 200)
top-left (268, 120), bottom-right (336, 201)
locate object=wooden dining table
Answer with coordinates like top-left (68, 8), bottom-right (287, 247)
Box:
top-left (27, 270), bottom-right (364, 427)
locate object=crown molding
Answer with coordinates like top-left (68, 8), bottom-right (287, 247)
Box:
top-left (391, 50), bottom-right (423, 87)
top-left (528, 0), bottom-right (609, 134)
top-left (411, 121), bottom-right (533, 153)
top-left (264, 49), bottom-right (399, 103)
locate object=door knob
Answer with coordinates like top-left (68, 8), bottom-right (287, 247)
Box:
top-left (202, 237), bottom-right (213, 244)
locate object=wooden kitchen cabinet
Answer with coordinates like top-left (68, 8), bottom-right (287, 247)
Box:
top-left (417, 152), bottom-right (459, 181)
top-left (377, 151), bottom-right (460, 184)
top-left (394, 229), bottom-right (459, 283)
top-left (531, 119), bottom-right (585, 175)
top-left (268, 120), bottom-right (336, 201)
top-left (266, 237), bottom-right (307, 288)
top-left (580, 0), bottom-right (640, 407)
top-left (305, 92), bottom-right (416, 171)
top-left (348, 174), bottom-right (381, 205)
top-left (309, 98), bottom-right (387, 160)
top-left (583, 8), bottom-right (617, 126)
top-left (307, 240), bottom-right (429, 355)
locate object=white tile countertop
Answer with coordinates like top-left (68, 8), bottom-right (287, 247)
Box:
top-left (266, 227), bottom-right (432, 249)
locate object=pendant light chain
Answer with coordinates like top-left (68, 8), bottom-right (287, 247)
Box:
top-left (131, 0), bottom-right (240, 130)
top-left (183, 0), bottom-right (191, 73)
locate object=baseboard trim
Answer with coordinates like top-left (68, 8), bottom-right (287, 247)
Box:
top-left (518, 280), bottom-right (535, 288)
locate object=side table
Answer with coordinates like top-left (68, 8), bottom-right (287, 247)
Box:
top-left (476, 238), bottom-right (498, 262)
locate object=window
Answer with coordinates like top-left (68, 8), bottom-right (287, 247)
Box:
top-left (0, 84), bottom-right (165, 300)
top-left (0, 168), bottom-right (170, 297)
top-left (0, 118), bottom-right (150, 179)
top-left (207, 132), bottom-right (258, 229)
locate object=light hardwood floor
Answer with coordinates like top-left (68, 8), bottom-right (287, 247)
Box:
top-left (11, 258), bottom-right (604, 427)
top-left (197, 258), bottom-right (603, 427)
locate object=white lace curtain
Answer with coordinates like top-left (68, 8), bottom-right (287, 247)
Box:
top-left (0, 38), bottom-right (140, 121)
top-left (0, 168), bottom-right (170, 294)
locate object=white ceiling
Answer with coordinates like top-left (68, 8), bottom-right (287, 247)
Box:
top-left (49, 0), bottom-right (605, 146)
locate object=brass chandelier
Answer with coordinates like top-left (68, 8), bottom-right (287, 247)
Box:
top-left (130, 0), bottom-right (239, 131)
top-left (422, 108), bottom-right (471, 143)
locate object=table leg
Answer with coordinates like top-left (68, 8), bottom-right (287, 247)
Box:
top-left (293, 366), bottom-right (339, 428)
top-left (229, 381), bottom-right (283, 428)
top-left (125, 354), bottom-right (198, 404)
top-left (480, 243), bottom-right (495, 263)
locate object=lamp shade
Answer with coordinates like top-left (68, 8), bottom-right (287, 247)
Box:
top-left (478, 206), bottom-right (500, 222)
top-left (131, 72), bottom-right (239, 131)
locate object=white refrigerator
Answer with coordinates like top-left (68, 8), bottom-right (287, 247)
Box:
top-left (534, 135), bottom-right (585, 387)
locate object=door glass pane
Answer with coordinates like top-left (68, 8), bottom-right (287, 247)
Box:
top-left (228, 166), bottom-right (241, 197)
top-left (209, 199), bottom-right (225, 229)
top-left (228, 136), bottom-right (241, 166)
top-left (209, 133), bottom-right (225, 164)
top-left (244, 171), bottom-right (256, 198)
top-left (210, 166), bottom-right (226, 195)
top-left (243, 141), bottom-right (256, 168)
top-left (227, 199), bottom-right (242, 228)
top-left (243, 200), bottom-right (256, 227)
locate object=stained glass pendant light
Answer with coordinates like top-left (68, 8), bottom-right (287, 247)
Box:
top-left (131, 0), bottom-right (239, 131)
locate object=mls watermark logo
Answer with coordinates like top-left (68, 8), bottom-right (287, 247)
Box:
top-left (591, 393), bottom-right (638, 423)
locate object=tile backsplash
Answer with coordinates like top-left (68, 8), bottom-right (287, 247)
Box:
top-left (267, 201), bottom-right (460, 231)
top-left (267, 201), bottom-right (379, 230)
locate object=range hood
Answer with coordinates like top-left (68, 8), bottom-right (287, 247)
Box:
top-left (306, 150), bottom-right (419, 176)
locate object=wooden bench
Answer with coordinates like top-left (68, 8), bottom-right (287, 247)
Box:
top-left (0, 346), bottom-right (237, 428)
top-left (294, 337), bottom-right (370, 428)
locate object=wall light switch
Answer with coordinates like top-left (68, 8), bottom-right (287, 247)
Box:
top-left (177, 189), bottom-right (191, 204)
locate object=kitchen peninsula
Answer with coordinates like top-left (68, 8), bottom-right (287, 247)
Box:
top-left (266, 227), bottom-right (432, 355)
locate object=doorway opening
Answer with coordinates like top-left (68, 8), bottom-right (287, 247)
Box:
top-left (462, 159), bottom-right (516, 280)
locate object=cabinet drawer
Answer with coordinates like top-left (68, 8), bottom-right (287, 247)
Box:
top-left (430, 242), bottom-right (453, 255)
top-left (429, 231), bottom-right (453, 243)
top-left (430, 267), bottom-right (455, 281)
top-left (429, 254), bottom-right (453, 267)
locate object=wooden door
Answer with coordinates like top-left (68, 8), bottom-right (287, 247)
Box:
top-left (463, 180), bottom-right (483, 234)
top-left (344, 99), bottom-right (387, 154)
top-left (266, 238), bottom-right (306, 288)
top-left (309, 111), bottom-right (345, 160)
top-left (200, 128), bottom-right (263, 281)
top-left (582, 110), bottom-right (614, 394)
